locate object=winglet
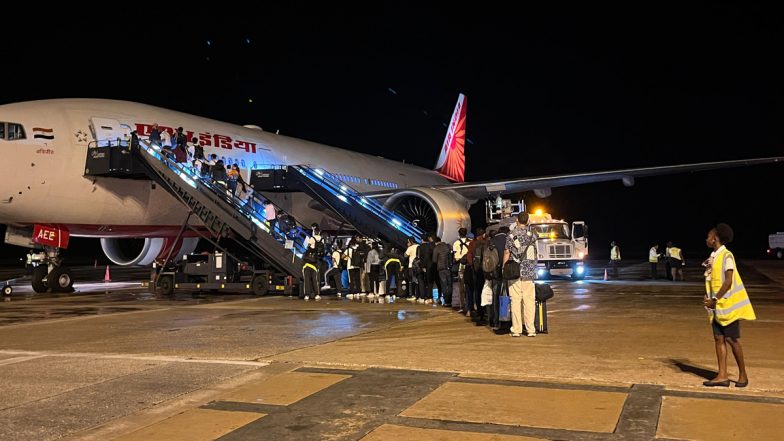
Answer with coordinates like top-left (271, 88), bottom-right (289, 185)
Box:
top-left (434, 93), bottom-right (467, 182)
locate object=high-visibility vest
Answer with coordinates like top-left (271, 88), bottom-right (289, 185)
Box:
top-left (706, 247), bottom-right (756, 326)
top-left (610, 246), bottom-right (621, 261)
top-left (670, 247), bottom-right (682, 261)
top-left (649, 248), bottom-right (659, 263)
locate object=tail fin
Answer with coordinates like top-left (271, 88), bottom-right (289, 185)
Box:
top-left (434, 93), bottom-right (467, 182)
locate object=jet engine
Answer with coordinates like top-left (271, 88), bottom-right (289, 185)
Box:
top-left (100, 237), bottom-right (199, 266)
top-left (383, 188), bottom-right (471, 242)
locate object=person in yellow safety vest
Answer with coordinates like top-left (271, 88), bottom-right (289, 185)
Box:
top-left (667, 242), bottom-right (685, 281)
top-left (648, 245), bottom-right (661, 279)
top-left (702, 223), bottom-right (755, 387)
top-left (609, 241), bottom-right (621, 279)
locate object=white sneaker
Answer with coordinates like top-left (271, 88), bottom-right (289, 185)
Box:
top-left (315, 295), bottom-right (321, 300)
top-left (511, 333), bottom-right (522, 337)
top-left (322, 285), bottom-right (331, 290)
top-left (367, 293), bottom-right (375, 299)
top-left (526, 332), bottom-right (536, 338)
top-left (346, 294), bottom-right (354, 299)
top-left (417, 299), bottom-right (424, 304)
top-left (337, 293), bottom-right (342, 298)
top-left (304, 296), bottom-right (310, 301)
top-left (407, 296), bottom-right (416, 301)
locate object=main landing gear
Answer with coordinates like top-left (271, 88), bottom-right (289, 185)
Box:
top-left (31, 246), bottom-right (74, 293)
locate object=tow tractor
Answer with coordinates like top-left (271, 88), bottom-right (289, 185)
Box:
top-left (156, 251), bottom-right (294, 296)
top-left (486, 198), bottom-right (588, 280)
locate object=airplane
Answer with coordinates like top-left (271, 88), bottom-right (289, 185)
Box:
top-left (0, 95), bottom-right (782, 293)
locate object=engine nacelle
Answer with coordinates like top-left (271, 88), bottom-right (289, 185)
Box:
top-left (384, 188), bottom-right (471, 243)
top-left (100, 237), bottom-right (199, 266)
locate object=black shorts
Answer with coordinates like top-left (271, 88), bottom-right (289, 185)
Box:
top-left (712, 319), bottom-right (741, 339)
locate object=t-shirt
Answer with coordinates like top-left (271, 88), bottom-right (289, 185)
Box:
top-left (264, 204), bottom-right (277, 221)
top-left (453, 238), bottom-right (470, 261)
top-left (505, 225), bottom-right (538, 280)
top-left (306, 234), bottom-right (322, 249)
top-left (405, 244), bottom-right (419, 268)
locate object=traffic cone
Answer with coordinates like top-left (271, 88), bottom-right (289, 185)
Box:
top-left (604, 268), bottom-right (608, 281)
top-left (104, 265), bottom-right (111, 283)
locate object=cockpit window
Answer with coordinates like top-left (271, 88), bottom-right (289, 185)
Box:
top-left (0, 122), bottom-right (26, 140)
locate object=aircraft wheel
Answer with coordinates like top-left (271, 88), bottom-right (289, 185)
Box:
top-left (2, 285), bottom-right (12, 296)
top-left (159, 276), bottom-right (175, 296)
top-left (32, 266), bottom-right (49, 293)
top-left (48, 267), bottom-right (74, 292)
top-left (251, 275), bottom-right (269, 296)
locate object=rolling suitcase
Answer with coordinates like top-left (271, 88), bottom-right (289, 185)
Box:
top-left (533, 299), bottom-right (548, 334)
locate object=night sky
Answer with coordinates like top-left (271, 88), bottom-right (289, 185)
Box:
top-left (1, 7), bottom-right (783, 264)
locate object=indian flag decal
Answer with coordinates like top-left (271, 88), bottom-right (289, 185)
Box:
top-left (33, 127), bottom-right (54, 140)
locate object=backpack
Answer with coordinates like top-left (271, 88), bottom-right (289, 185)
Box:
top-left (313, 236), bottom-right (325, 257)
top-left (482, 241), bottom-right (499, 274)
top-left (472, 241), bottom-right (485, 269)
top-left (351, 244), bottom-right (369, 267)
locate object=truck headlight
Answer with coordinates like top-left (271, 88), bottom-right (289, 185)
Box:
top-left (577, 266), bottom-right (585, 274)
top-left (537, 269), bottom-right (545, 276)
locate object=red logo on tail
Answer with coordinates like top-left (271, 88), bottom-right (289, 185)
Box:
top-left (434, 94), bottom-right (467, 182)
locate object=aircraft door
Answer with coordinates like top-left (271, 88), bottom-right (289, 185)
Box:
top-left (89, 117), bottom-right (131, 147)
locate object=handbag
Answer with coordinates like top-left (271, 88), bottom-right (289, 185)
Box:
top-left (502, 244), bottom-right (530, 281)
top-left (502, 260), bottom-right (520, 280)
top-left (534, 283), bottom-right (554, 301)
top-left (498, 293), bottom-right (511, 322)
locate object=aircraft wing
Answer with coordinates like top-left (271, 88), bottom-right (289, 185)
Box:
top-left (429, 157), bottom-right (784, 200)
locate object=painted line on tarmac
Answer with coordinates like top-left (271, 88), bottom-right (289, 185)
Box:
top-left (0, 306), bottom-right (174, 329)
top-left (0, 354), bottom-right (48, 366)
top-left (0, 350), bottom-right (271, 367)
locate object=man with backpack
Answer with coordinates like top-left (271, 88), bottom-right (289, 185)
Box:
top-left (487, 227), bottom-right (509, 329)
top-left (467, 228), bottom-right (487, 324)
top-left (301, 225), bottom-right (322, 301)
top-left (453, 228), bottom-right (471, 313)
top-left (404, 237), bottom-right (419, 300)
top-left (432, 237), bottom-right (453, 306)
top-left (346, 236), bottom-right (367, 295)
top-left (306, 223), bottom-right (326, 274)
top-left (503, 213), bottom-right (539, 337)
top-left (417, 235), bottom-right (435, 303)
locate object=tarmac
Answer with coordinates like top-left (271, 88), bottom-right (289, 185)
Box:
top-left (0, 259), bottom-right (782, 440)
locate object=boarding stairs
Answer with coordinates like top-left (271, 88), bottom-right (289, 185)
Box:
top-left (251, 165), bottom-right (424, 249)
top-left (84, 140), bottom-right (307, 280)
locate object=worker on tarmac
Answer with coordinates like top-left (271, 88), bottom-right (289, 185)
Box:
top-left (609, 241), bottom-right (621, 279)
top-left (649, 244), bottom-right (661, 279)
top-left (668, 241), bottom-right (685, 281)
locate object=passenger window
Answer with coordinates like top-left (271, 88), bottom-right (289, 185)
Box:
top-left (0, 122), bottom-right (5, 139)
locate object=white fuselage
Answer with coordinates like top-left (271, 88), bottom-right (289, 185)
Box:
top-left (0, 99), bottom-right (450, 237)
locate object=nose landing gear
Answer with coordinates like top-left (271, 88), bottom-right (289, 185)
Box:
top-left (30, 246), bottom-right (75, 293)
